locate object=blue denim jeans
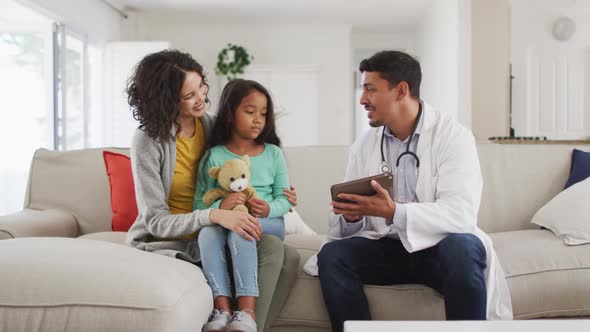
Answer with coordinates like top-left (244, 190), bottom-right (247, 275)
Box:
top-left (317, 234), bottom-right (487, 332)
top-left (198, 217), bottom-right (285, 298)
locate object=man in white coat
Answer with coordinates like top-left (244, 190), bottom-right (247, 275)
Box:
top-left (314, 51), bottom-right (513, 332)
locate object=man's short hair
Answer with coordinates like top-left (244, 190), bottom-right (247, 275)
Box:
top-left (359, 50), bottom-right (422, 99)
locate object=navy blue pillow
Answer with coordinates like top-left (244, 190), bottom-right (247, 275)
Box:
top-left (564, 149), bottom-right (590, 189)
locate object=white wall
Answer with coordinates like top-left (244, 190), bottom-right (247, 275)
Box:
top-left (416, 0), bottom-right (471, 128)
top-left (471, 0), bottom-right (510, 141)
top-left (512, 0), bottom-right (590, 139)
top-left (458, 0), bottom-right (472, 131)
top-left (19, 0), bottom-right (123, 42)
top-left (351, 30), bottom-right (417, 61)
top-left (137, 22), bottom-right (354, 146)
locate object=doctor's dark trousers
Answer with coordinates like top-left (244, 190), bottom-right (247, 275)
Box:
top-left (317, 233), bottom-right (487, 332)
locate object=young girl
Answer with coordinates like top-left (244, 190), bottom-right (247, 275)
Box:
top-left (194, 79), bottom-right (292, 332)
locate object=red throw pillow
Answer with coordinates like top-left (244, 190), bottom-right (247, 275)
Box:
top-left (103, 151), bottom-right (138, 232)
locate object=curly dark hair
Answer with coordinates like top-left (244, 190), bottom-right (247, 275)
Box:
top-left (126, 49), bottom-right (209, 142)
top-left (359, 50), bottom-right (422, 98)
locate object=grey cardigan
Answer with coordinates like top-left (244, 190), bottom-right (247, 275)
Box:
top-left (126, 113), bottom-right (216, 263)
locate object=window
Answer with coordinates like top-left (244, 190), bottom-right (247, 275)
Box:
top-left (0, 1), bottom-right (54, 215)
top-left (55, 25), bottom-right (87, 150)
top-left (0, 1), bottom-right (99, 214)
top-left (86, 44), bottom-right (104, 148)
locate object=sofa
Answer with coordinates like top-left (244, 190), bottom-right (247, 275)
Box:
top-left (1, 143), bottom-right (590, 332)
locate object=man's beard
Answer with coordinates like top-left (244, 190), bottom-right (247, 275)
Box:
top-left (368, 118), bottom-right (383, 128)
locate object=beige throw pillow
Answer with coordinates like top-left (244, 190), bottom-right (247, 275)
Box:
top-left (531, 178), bottom-right (590, 245)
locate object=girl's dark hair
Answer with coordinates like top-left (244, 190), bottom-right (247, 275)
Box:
top-left (198, 79), bottom-right (281, 192)
top-left (208, 79), bottom-right (281, 148)
top-left (126, 49), bottom-right (209, 142)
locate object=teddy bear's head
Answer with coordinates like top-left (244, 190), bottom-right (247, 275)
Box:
top-left (208, 155), bottom-right (252, 192)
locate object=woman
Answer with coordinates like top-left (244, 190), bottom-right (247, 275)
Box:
top-left (124, 49), bottom-right (299, 332)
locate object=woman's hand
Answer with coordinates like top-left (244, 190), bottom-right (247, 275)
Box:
top-left (283, 185), bottom-right (297, 212)
top-left (219, 192), bottom-right (248, 210)
top-left (247, 197), bottom-right (270, 218)
top-left (209, 209), bottom-right (262, 241)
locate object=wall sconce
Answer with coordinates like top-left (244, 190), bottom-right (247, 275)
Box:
top-left (552, 17), bottom-right (576, 41)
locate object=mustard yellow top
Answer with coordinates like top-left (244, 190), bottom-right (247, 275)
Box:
top-left (168, 118), bottom-right (206, 215)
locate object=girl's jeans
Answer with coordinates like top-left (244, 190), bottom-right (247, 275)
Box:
top-left (198, 217), bottom-right (285, 298)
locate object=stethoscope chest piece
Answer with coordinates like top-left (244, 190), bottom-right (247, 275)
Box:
top-left (380, 162), bottom-right (392, 174)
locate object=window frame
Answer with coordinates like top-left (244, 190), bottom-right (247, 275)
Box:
top-left (53, 23), bottom-right (89, 150)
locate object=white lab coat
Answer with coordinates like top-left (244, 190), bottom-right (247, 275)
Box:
top-left (304, 102), bottom-right (513, 320)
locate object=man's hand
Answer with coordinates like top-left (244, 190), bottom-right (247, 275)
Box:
top-left (247, 197), bottom-right (270, 218)
top-left (332, 180), bottom-right (396, 220)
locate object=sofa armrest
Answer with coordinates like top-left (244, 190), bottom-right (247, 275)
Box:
top-left (0, 209), bottom-right (78, 239)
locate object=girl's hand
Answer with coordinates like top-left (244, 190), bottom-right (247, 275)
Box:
top-left (283, 185), bottom-right (297, 212)
top-left (209, 209), bottom-right (262, 241)
top-left (247, 198), bottom-right (270, 218)
top-left (219, 192), bottom-right (248, 210)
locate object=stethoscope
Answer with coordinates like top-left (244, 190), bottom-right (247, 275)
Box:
top-left (379, 105), bottom-right (422, 175)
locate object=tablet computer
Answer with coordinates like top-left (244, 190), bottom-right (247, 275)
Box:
top-left (330, 173), bottom-right (394, 203)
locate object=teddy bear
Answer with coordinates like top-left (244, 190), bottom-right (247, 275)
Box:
top-left (202, 155), bottom-right (258, 213)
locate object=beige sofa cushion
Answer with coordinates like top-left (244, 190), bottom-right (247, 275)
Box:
top-left (24, 144), bottom-right (590, 236)
top-left (78, 231), bottom-right (127, 244)
top-left (0, 208), bottom-right (78, 239)
top-left (477, 144), bottom-right (590, 233)
top-left (283, 146), bottom-right (348, 235)
top-left (491, 229), bottom-right (590, 318)
top-left (0, 237), bottom-right (212, 332)
top-left (279, 235), bottom-right (445, 329)
top-left (281, 232), bottom-right (590, 328)
top-left (282, 144), bottom-right (590, 235)
top-left (26, 148), bottom-right (128, 235)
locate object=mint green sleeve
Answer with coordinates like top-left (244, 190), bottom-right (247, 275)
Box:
top-left (193, 152), bottom-right (221, 210)
top-left (267, 147), bottom-right (293, 218)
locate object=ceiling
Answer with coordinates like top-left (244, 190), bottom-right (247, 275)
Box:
top-left (110, 0), bottom-right (433, 31)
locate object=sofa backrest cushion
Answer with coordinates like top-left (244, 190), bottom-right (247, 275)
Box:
top-left (26, 148), bottom-right (128, 235)
top-left (281, 144), bottom-right (590, 234)
top-left (25, 143), bottom-right (590, 235)
top-left (283, 146), bottom-right (348, 235)
top-left (473, 143), bottom-right (589, 233)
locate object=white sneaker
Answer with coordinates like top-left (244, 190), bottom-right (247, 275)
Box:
top-left (225, 310), bottom-right (257, 332)
top-left (201, 309), bottom-right (232, 332)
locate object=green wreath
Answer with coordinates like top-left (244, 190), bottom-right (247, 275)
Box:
top-left (215, 43), bottom-right (254, 81)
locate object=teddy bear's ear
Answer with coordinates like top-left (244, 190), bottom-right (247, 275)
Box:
top-left (209, 166), bottom-right (221, 179)
top-left (241, 155), bottom-right (250, 167)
